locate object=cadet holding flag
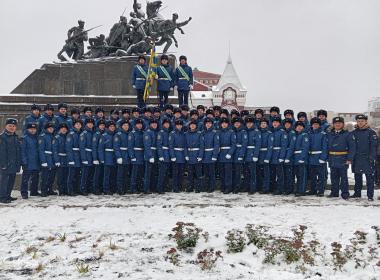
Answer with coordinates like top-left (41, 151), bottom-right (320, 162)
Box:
top-left (132, 55), bottom-right (148, 109)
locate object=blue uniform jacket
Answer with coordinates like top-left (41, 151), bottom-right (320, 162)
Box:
top-left (320, 120), bottom-right (330, 132)
top-left (258, 128), bottom-right (274, 164)
top-left (157, 128), bottom-right (171, 162)
top-left (66, 129), bottom-right (82, 167)
top-left (79, 128), bottom-right (94, 166)
top-left (38, 132), bottom-right (55, 168)
top-left (284, 129), bottom-right (296, 165)
top-left (218, 128), bottom-right (236, 163)
top-left (308, 128), bottom-right (328, 165)
top-left (128, 129), bottom-right (145, 164)
top-left (55, 113), bottom-right (69, 129)
top-left (132, 63), bottom-right (148, 90)
top-left (114, 130), bottom-right (130, 164)
top-left (185, 130), bottom-right (204, 164)
top-left (143, 128), bottom-right (158, 161)
top-left (23, 114), bottom-right (40, 135)
top-left (175, 64), bottom-right (193, 91)
top-left (92, 129), bottom-right (105, 163)
top-left (0, 130), bottom-right (21, 174)
top-left (98, 130), bottom-right (116, 166)
top-left (293, 132), bottom-right (310, 165)
top-left (352, 127), bottom-right (376, 174)
top-left (169, 128), bottom-right (186, 163)
top-left (157, 64), bottom-right (175, 91)
top-left (245, 128), bottom-right (261, 162)
top-left (202, 127), bottom-right (220, 164)
top-left (53, 133), bottom-right (68, 167)
top-left (233, 127), bottom-right (248, 163)
top-left (38, 114), bottom-right (57, 134)
top-left (270, 127), bottom-right (288, 164)
top-left (21, 132), bottom-right (40, 171)
top-left (327, 129), bottom-right (356, 168)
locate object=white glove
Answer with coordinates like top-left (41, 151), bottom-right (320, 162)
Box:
top-left (264, 160), bottom-right (270, 164)
top-left (185, 156), bottom-right (189, 161)
top-left (170, 87), bottom-right (173, 91)
top-left (41, 163), bottom-right (48, 167)
top-left (174, 85), bottom-right (178, 90)
top-left (212, 157), bottom-right (217, 161)
top-left (197, 157), bottom-right (202, 162)
top-left (189, 85), bottom-right (193, 90)
top-left (238, 157), bottom-right (243, 161)
top-left (68, 161), bottom-right (75, 166)
top-left (279, 159), bottom-right (284, 163)
top-left (299, 160), bottom-right (305, 163)
top-left (284, 159), bottom-right (290, 163)
top-left (225, 154), bottom-right (231, 160)
top-left (93, 160), bottom-right (100, 165)
top-left (319, 159), bottom-right (326, 164)
top-left (117, 158), bottom-right (123, 165)
top-left (55, 162), bottom-right (61, 167)
top-left (149, 158), bottom-right (155, 163)
top-left (132, 85), bottom-right (136, 89)
top-left (159, 157), bottom-right (164, 162)
top-left (253, 157), bottom-right (258, 162)
top-left (82, 161), bottom-right (88, 165)
top-left (131, 158), bottom-right (137, 162)
top-left (171, 158), bottom-right (176, 162)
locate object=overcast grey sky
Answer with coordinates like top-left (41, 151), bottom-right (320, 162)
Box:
top-left (0, 0), bottom-right (379, 112)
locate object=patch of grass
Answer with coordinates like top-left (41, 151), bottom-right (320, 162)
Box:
top-left (109, 239), bottom-right (119, 250)
top-left (45, 236), bottom-right (55, 243)
top-left (35, 263), bottom-right (44, 273)
top-left (57, 233), bottom-right (66, 242)
top-left (25, 246), bottom-right (38, 255)
top-left (76, 263), bottom-right (90, 274)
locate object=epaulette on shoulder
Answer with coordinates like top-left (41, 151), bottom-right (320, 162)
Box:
top-left (69, 131), bottom-right (74, 135)
top-left (40, 133), bottom-right (45, 137)
top-left (117, 131), bottom-right (121, 135)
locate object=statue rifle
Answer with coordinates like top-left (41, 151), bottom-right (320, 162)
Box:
top-left (66, 25), bottom-right (103, 43)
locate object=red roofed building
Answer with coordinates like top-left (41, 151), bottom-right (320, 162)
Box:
top-left (192, 68), bottom-right (221, 91)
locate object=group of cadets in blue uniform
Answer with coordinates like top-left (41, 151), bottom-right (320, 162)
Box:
top-left (0, 102), bottom-right (379, 204)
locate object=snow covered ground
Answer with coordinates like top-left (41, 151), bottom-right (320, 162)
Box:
top-left (0, 191), bottom-right (379, 280)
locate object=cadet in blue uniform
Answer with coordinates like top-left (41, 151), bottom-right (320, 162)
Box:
top-left (317, 110), bottom-right (330, 132)
top-left (244, 116), bottom-right (261, 194)
top-left (202, 117), bottom-right (219, 193)
top-left (132, 55), bottom-right (148, 109)
top-left (20, 123), bottom-right (39, 199)
top-left (92, 119), bottom-right (106, 194)
top-left (327, 117), bottom-right (356, 199)
top-left (0, 119), bottom-right (21, 204)
top-left (258, 118), bottom-right (273, 194)
top-left (351, 114), bottom-right (377, 201)
top-left (117, 108), bottom-right (131, 129)
top-left (293, 121), bottom-right (310, 196)
top-left (156, 118), bottom-right (172, 194)
top-left (169, 119), bottom-right (186, 192)
top-left (297, 112), bottom-right (310, 132)
top-left (67, 108), bottom-right (81, 130)
top-left (98, 121), bottom-right (117, 194)
top-left (23, 104), bottom-right (41, 135)
top-left (66, 119), bottom-right (83, 196)
top-left (38, 122), bottom-right (57, 197)
top-left (79, 118), bottom-right (95, 195)
top-left (128, 119), bottom-right (145, 193)
top-left (114, 119), bottom-right (130, 195)
top-left (142, 107), bottom-right (153, 129)
top-left (232, 117), bottom-right (247, 193)
top-left (254, 109), bottom-right (264, 128)
top-left (81, 107), bottom-right (93, 123)
top-left (283, 118), bottom-right (296, 194)
top-left (130, 107), bottom-right (141, 128)
top-left (284, 110), bottom-right (295, 127)
top-left (307, 117), bottom-right (328, 196)
top-left (270, 116), bottom-right (288, 195)
top-left (156, 54), bottom-right (175, 108)
top-left (175, 55), bottom-right (193, 106)
top-left (185, 120), bottom-right (204, 192)
top-left (269, 106), bottom-right (281, 129)
top-left (53, 123), bottom-right (69, 196)
top-left (94, 107), bottom-right (105, 127)
top-left (218, 118), bottom-right (236, 194)
top-left (55, 103), bottom-right (69, 129)
top-left (38, 104), bottom-right (57, 135)
top-left (143, 118), bottom-right (159, 193)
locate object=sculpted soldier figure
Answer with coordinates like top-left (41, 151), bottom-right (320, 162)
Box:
top-left (107, 16), bottom-right (132, 47)
top-left (133, 0), bottom-right (146, 19)
top-left (57, 20), bottom-right (88, 61)
top-left (85, 34), bottom-right (109, 59)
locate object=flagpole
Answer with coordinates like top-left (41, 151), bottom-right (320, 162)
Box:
top-left (143, 42), bottom-right (156, 104)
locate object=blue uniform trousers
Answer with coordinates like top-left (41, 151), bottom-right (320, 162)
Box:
top-left (80, 166), bottom-right (94, 193)
top-left (271, 164), bottom-right (284, 194)
top-left (67, 167), bottom-right (81, 195)
top-left (40, 167), bottom-right (56, 196)
top-left (136, 89), bottom-right (145, 109)
top-left (0, 172), bottom-right (16, 201)
top-left (56, 167), bottom-right (68, 195)
top-left (187, 163), bottom-right (202, 192)
top-left (309, 165), bottom-right (326, 194)
top-left (294, 164), bottom-right (307, 195)
top-left (130, 164), bottom-right (144, 193)
top-left (92, 164), bottom-right (104, 194)
top-left (157, 162), bottom-right (170, 193)
top-left (284, 165), bottom-right (294, 194)
top-left (219, 162), bottom-right (233, 193)
top-left (354, 173), bottom-right (374, 199)
top-left (20, 170), bottom-right (39, 196)
top-left (233, 163), bottom-right (244, 193)
top-left (116, 164), bottom-right (129, 194)
top-left (203, 163), bottom-right (216, 192)
top-left (178, 90), bottom-right (189, 106)
top-left (257, 164), bottom-right (270, 192)
top-left (158, 91), bottom-right (169, 109)
top-left (144, 162), bottom-right (158, 192)
top-left (172, 163), bottom-right (184, 192)
top-left (103, 166), bottom-right (117, 194)
top-left (330, 166), bottom-right (349, 198)
top-left (244, 162), bottom-right (257, 193)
